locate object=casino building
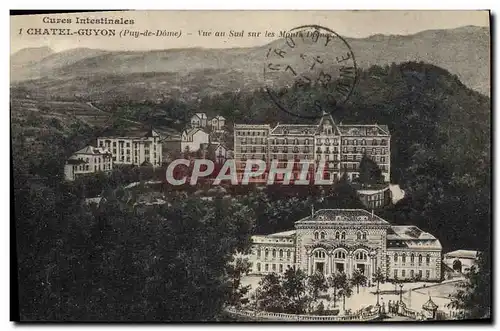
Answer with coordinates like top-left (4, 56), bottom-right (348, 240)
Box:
top-left (244, 209), bottom-right (443, 282)
top-left (233, 112), bottom-right (391, 183)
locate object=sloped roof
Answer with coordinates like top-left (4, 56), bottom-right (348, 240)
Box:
top-left (271, 124), bottom-right (318, 135)
top-left (74, 145), bottom-right (112, 155)
top-left (445, 250), bottom-right (479, 259)
top-left (213, 115), bottom-right (226, 120)
top-left (337, 124), bottom-right (390, 136)
top-left (387, 226), bottom-right (442, 249)
top-left (268, 230), bottom-right (296, 237)
top-left (193, 113), bottom-right (207, 119)
top-left (295, 209), bottom-right (390, 226)
top-left (182, 128), bottom-right (208, 139)
top-left (422, 297), bottom-right (438, 310)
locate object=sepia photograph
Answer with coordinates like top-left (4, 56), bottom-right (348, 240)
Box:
top-left (10, 10), bottom-right (491, 322)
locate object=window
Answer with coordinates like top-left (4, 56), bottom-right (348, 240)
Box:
top-left (320, 231), bottom-right (326, 240)
top-left (272, 264), bottom-right (276, 271)
top-left (279, 264), bottom-right (283, 273)
top-left (394, 253), bottom-right (398, 262)
top-left (257, 249), bottom-right (261, 258)
top-left (426, 270), bottom-right (430, 279)
top-left (334, 250), bottom-right (346, 259)
top-left (341, 231), bottom-right (346, 240)
top-left (402, 253), bottom-right (406, 264)
top-left (305, 139), bottom-right (309, 145)
top-left (410, 253), bottom-right (415, 264)
top-left (265, 264), bottom-right (269, 271)
top-left (402, 270), bottom-right (406, 278)
top-left (272, 249), bottom-right (276, 258)
top-left (287, 250), bottom-right (291, 260)
top-left (418, 254), bottom-right (423, 265)
top-left (335, 231), bottom-right (340, 240)
top-left (418, 270), bottom-right (422, 278)
top-left (257, 263), bottom-right (261, 272)
top-left (362, 232), bottom-right (367, 240)
top-left (356, 231), bottom-right (362, 240)
top-left (314, 232), bottom-right (319, 240)
top-left (279, 249), bottom-right (283, 259)
top-left (265, 249), bottom-right (269, 259)
top-left (426, 254), bottom-right (431, 266)
top-left (394, 269), bottom-right (398, 278)
top-left (373, 139), bottom-right (378, 145)
top-left (284, 138), bottom-right (288, 145)
top-left (410, 270), bottom-right (414, 278)
top-left (355, 251), bottom-right (368, 260)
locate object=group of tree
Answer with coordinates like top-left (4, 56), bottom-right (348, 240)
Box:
top-left (254, 268), bottom-right (385, 314)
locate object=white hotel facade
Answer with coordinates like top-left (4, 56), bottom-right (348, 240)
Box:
top-left (244, 209), bottom-right (443, 282)
top-left (233, 113), bottom-right (391, 183)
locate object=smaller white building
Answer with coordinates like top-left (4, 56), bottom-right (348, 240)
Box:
top-left (214, 143), bottom-right (233, 164)
top-left (181, 128), bottom-right (209, 152)
top-left (191, 113), bottom-right (208, 128)
top-left (64, 146), bottom-right (113, 181)
top-left (209, 115), bottom-right (226, 131)
top-left (443, 250), bottom-right (479, 274)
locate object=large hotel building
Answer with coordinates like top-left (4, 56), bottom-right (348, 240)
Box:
top-left (242, 209), bottom-right (443, 282)
top-left (233, 113), bottom-right (391, 183)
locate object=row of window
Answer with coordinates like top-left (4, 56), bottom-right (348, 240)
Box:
top-left (236, 131), bottom-right (268, 136)
top-left (342, 139), bottom-right (388, 146)
top-left (74, 164), bottom-right (111, 172)
top-left (393, 269), bottom-right (430, 279)
top-left (394, 253), bottom-right (431, 266)
top-left (257, 248), bottom-right (293, 261)
top-left (255, 262), bottom-right (294, 273)
top-left (343, 147), bottom-right (388, 154)
top-left (312, 248), bottom-right (368, 261)
top-left (313, 230), bottom-right (369, 241)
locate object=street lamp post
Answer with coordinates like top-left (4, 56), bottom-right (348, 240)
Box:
top-left (399, 284), bottom-right (403, 303)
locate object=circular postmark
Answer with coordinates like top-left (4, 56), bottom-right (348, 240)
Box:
top-left (263, 25), bottom-right (358, 119)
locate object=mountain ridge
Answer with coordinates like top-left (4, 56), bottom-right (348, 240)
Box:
top-left (10, 25), bottom-right (490, 97)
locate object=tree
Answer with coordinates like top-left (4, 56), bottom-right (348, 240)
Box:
top-left (307, 271), bottom-right (328, 308)
top-left (372, 268), bottom-right (386, 306)
top-left (357, 154), bottom-right (384, 184)
top-left (227, 257), bottom-right (251, 307)
top-left (282, 268), bottom-right (309, 314)
top-left (256, 273), bottom-right (284, 313)
top-left (338, 279), bottom-right (354, 311)
top-left (351, 269), bottom-right (368, 294)
top-left (448, 251), bottom-right (491, 319)
top-left (328, 272), bottom-right (347, 308)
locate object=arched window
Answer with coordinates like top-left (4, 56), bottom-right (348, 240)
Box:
top-left (341, 231), bottom-right (346, 240)
top-left (284, 138), bottom-right (288, 145)
top-left (394, 253), bottom-right (398, 262)
top-left (320, 231), bottom-right (326, 240)
top-left (294, 138), bottom-right (298, 145)
top-left (314, 232), bottom-right (319, 240)
top-left (362, 232), bottom-right (367, 240)
top-left (418, 254), bottom-right (423, 265)
top-left (402, 253), bottom-right (406, 264)
top-left (305, 139), bottom-right (309, 145)
top-left (356, 231), bottom-right (362, 240)
top-left (257, 263), bottom-right (261, 272)
top-left (279, 249), bottom-right (283, 259)
top-left (265, 249), bottom-right (269, 259)
top-left (335, 231), bottom-right (340, 240)
top-left (287, 250), bottom-right (291, 260)
top-left (426, 254), bottom-right (431, 265)
top-left (410, 253), bottom-right (415, 264)
top-left (272, 249), bottom-right (276, 258)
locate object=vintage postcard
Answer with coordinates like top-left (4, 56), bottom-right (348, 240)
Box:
top-left (10, 10), bottom-right (491, 322)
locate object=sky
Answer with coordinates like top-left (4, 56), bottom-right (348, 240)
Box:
top-left (10, 10), bottom-right (490, 54)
